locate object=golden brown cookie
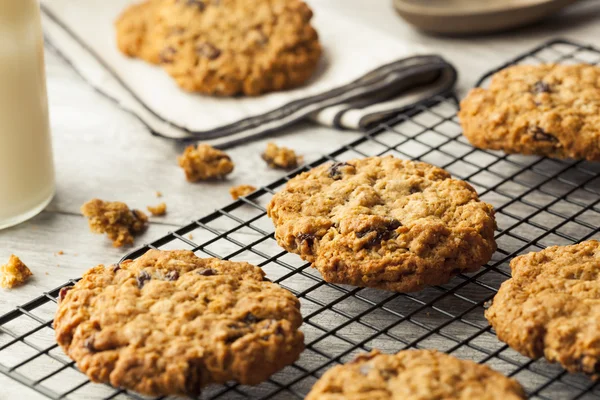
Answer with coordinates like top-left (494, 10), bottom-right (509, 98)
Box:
top-left (177, 144), bottom-right (234, 181)
top-left (1, 255), bottom-right (33, 289)
top-left (229, 184), bottom-right (256, 200)
top-left (262, 142), bottom-right (303, 170)
top-left (459, 64), bottom-right (600, 161)
top-left (305, 350), bottom-right (526, 400)
top-left (267, 156), bottom-right (497, 292)
top-left (81, 199), bottom-right (148, 247)
top-left (486, 240), bottom-right (600, 379)
top-left (116, 0), bottom-right (322, 96)
top-left (54, 249), bottom-right (304, 397)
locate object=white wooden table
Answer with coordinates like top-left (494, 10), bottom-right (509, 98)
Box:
top-left (2, 0), bottom-right (600, 398)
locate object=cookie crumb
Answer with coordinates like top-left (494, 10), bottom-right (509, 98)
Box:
top-left (155, 191), bottom-right (163, 198)
top-left (178, 144), bottom-right (234, 182)
top-left (230, 184), bottom-right (257, 200)
top-left (188, 234), bottom-right (194, 240)
top-left (262, 143), bottom-right (302, 170)
top-left (56, 250), bottom-right (64, 256)
top-left (1, 255), bottom-right (33, 289)
top-left (147, 202), bottom-right (167, 216)
top-left (81, 199), bottom-right (148, 247)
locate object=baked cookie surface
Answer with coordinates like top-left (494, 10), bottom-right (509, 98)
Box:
top-left (486, 240), bottom-right (600, 379)
top-left (267, 156), bottom-right (497, 292)
top-left (459, 64), bottom-right (600, 161)
top-left (116, 0), bottom-right (321, 96)
top-left (54, 250), bottom-right (304, 396)
top-left (305, 350), bottom-right (526, 400)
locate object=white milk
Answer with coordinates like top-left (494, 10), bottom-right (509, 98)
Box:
top-left (0, 0), bottom-right (55, 229)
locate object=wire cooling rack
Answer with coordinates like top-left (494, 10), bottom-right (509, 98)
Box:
top-left (2, 38), bottom-right (600, 400)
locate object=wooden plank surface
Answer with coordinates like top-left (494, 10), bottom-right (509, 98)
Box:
top-left (1, 0), bottom-right (600, 398)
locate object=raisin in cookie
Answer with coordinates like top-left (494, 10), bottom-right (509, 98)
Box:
top-left (486, 240), bottom-right (600, 379)
top-left (54, 250), bottom-right (304, 396)
top-left (116, 0), bottom-right (322, 96)
top-left (459, 64), bottom-right (600, 161)
top-left (306, 350), bottom-right (526, 400)
top-left (267, 156), bottom-right (496, 292)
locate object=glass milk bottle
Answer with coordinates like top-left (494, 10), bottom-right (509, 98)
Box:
top-left (0, 0), bottom-right (55, 229)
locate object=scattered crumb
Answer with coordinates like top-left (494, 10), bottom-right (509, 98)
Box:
top-left (45, 272), bottom-right (49, 276)
top-left (230, 184), bottom-right (257, 200)
top-left (56, 250), bottom-right (64, 256)
top-left (147, 202), bottom-right (167, 216)
top-left (262, 142), bottom-right (303, 170)
top-left (177, 144), bottom-right (234, 182)
top-left (1, 255), bottom-right (33, 289)
top-left (81, 198), bottom-right (148, 247)
top-left (155, 191), bottom-right (163, 198)
top-left (188, 234), bottom-right (194, 240)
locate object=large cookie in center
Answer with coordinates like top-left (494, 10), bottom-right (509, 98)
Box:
top-left (54, 250), bottom-right (304, 397)
top-left (267, 156), bottom-right (497, 292)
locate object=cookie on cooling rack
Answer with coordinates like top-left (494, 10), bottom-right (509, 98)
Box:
top-left (486, 240), bottom-right (600, 379)
top-left (305, 349), bottom-right (526, 399)
top-left (267, 155), bottom-right (497, 292)
top-left (54, 250), bottom-right (304, 397)
top-left (116, 0), bottom-right (322, 96)
top-left (459, 64), bottom-right (600, 161)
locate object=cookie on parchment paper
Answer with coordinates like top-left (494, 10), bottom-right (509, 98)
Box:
top-left (54, 249), bottom-right (304, 396)
top-left (459, 64), bottom-right (600, 161)
top-left (305, 349), bottom-right (526, 400)
top-left (116, 0), bottom-right (322, 96)
top-left (267, 156), bottom-right (497, 292)
top-left (486, 240), bottom-right (600, 379)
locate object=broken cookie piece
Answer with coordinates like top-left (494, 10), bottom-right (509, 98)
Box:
top-left (229, 184), bottom-right (257, 200)
top-left (1, 255), bottom-right (33, 289)
top-left (147, 202), bottom-right (167, 216)
top-left (262, 142), bottom-right (303, 170)
top-left (81, 199), bottom-right (148, 247)
top-left (178, 144), bottom-right (234, 182)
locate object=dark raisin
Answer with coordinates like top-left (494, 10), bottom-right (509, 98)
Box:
top-left (275, 325), bottom-right (284, 336)
top-left (356, 219), bottom-right (402, 246)
top-left (166, 270), bottom-right (179, 281)
top-left (530, 127), bottom-right (558, 143)
top-left (196, 43), bottom-right (221, 60)
top-left (328, 162), bottom-right (349, 180)
top-left (180, 0), bottom-right (205, 10)
top-left (58, 286), bottom-right (74, 302)
top-left (196, 268), bottom-right (217, 276)
top-left (111, 264), bottom-right (121, 273)
top-left (244, 313), bottom-right (259, 324)
top-left (136, 270), bottom-right (151, 288)
top-left (380, 368), bottom-right (398, 379)
top-left (533, 80), bottom-right (551, 94)
top-left (409, 185), bottom-right (421, 194)
top-left (184, 358), bottom-right (204, 396)
top-left (159, 47), bottom-right (177, 64)
top-left (261, 335), bottom-right (270, 341)
top-left (84, 336), bottom-right (96, 352)
top-left (297, 233), bottom-right (316, 247)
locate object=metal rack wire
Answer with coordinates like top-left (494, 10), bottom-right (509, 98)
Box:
top-left (2, 38), bottom-right (600, 400)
